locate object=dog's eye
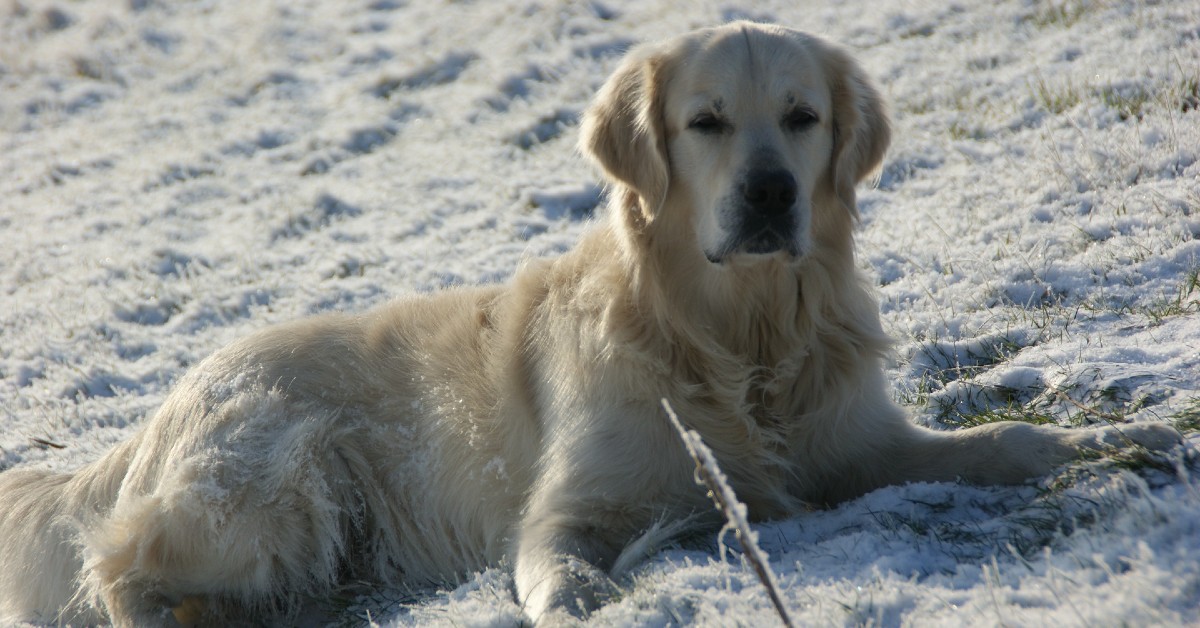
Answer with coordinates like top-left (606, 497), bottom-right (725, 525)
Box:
top-left (688, 113), bottom-right (729, 134)
top-left (782, 108), bottom-right (819, 132)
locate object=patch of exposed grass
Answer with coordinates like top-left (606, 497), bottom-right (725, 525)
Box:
top-left (1077, 259), bottom-right (1200, 326)
top-left (1180, 74), bottom-right (1200, 113)
top-left (1169, 398), bottom-right (1200, 433)
top-left (926, 382), bottom-right (1036, 428)
top-left (933, 374), bottom-right (1178, 432)
top-left (895, 372), bottom-right (936, 408)
top-left (943, 402), bottom-right (1059, 428)
top-left (1025, 0), bottom-right (1093, 28)
top-left (1141, 265), bottom-right (1200, 325)
top-left (1032, 67), bottom-right (1200, 121)
top-left (1097, 84), bottom-right (1153, 121)
top-left (948, 119), bottom-right (987, 141)
top-left (919, 333), bottom-right (1028, 381)
top-left (1030, 74), bottom-right (1081, 115)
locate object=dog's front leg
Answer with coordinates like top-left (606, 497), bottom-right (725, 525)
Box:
top-left (513, 504), bottom-right (623, 626)
top-left (509, 385), bottom-right (688, 623)
top-left (892, 418), bottom-right (1184, 488)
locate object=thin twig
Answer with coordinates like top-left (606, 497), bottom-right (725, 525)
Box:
top-left (661, 399), bottom-right (795, 628)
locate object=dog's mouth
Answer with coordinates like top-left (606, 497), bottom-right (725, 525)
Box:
top-left (705, 216), bottom-right (800, 264)
top-left (742, 228), bottom-right (796, 255)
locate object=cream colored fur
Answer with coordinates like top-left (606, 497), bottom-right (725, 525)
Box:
top-left (0, 22), bottom-right (1180, 627)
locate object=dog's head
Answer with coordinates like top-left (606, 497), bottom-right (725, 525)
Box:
top-left (581, 22), bottom-right (889, 266)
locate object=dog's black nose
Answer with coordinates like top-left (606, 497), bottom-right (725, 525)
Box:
top-left (741, 169), bottom-right (797, 216)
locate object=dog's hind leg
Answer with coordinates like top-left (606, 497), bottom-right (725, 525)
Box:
top-left (85, 485), bottom-right (352, 626)
top-left (81, 435), bottom-right (357, 626)
top-left (83, 491), bottom-right (344, 626)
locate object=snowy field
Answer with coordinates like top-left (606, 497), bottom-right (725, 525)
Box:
top-left (3, 0), bottom-right (1200, 625)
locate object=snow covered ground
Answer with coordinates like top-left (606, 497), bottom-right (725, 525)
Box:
top-left (3, 0), bottom-right (1199, 625)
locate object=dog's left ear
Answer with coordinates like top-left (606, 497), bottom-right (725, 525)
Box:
top-left (822, 43), bottom-right (891, 218)
top-left (579, 44), bottom-right (673, 227)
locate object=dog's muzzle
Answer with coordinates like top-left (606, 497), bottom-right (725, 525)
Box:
top-left (708, 168), bottom-right (799, 261)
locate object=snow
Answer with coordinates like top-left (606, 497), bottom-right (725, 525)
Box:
top-left (2, 0), bottom-right (1199, 625)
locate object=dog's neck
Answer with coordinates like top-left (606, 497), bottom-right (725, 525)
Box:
top-left (608, 228), bottom-right (860, 359)
top-left (578, 204), bottom-right (891, 393)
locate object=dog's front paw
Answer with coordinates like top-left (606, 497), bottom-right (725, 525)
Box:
top-left (519, 555), bottom-right (619, 626)
top-left (544, 556), bottom-right (618, 623)
top-left (531, 608), bottom-right (586, 628)
top-left (1091, 422), bottom-right (1182, 452)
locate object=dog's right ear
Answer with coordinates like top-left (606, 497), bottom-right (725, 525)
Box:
top-left (580, 45), bottom-right (672, 227)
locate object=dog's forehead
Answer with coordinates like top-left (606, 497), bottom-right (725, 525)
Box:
top-left (673, 25), bottom-right (829, 112)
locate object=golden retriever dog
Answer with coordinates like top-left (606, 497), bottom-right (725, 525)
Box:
top-left (0, 22), bottom-right (1181, 627)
